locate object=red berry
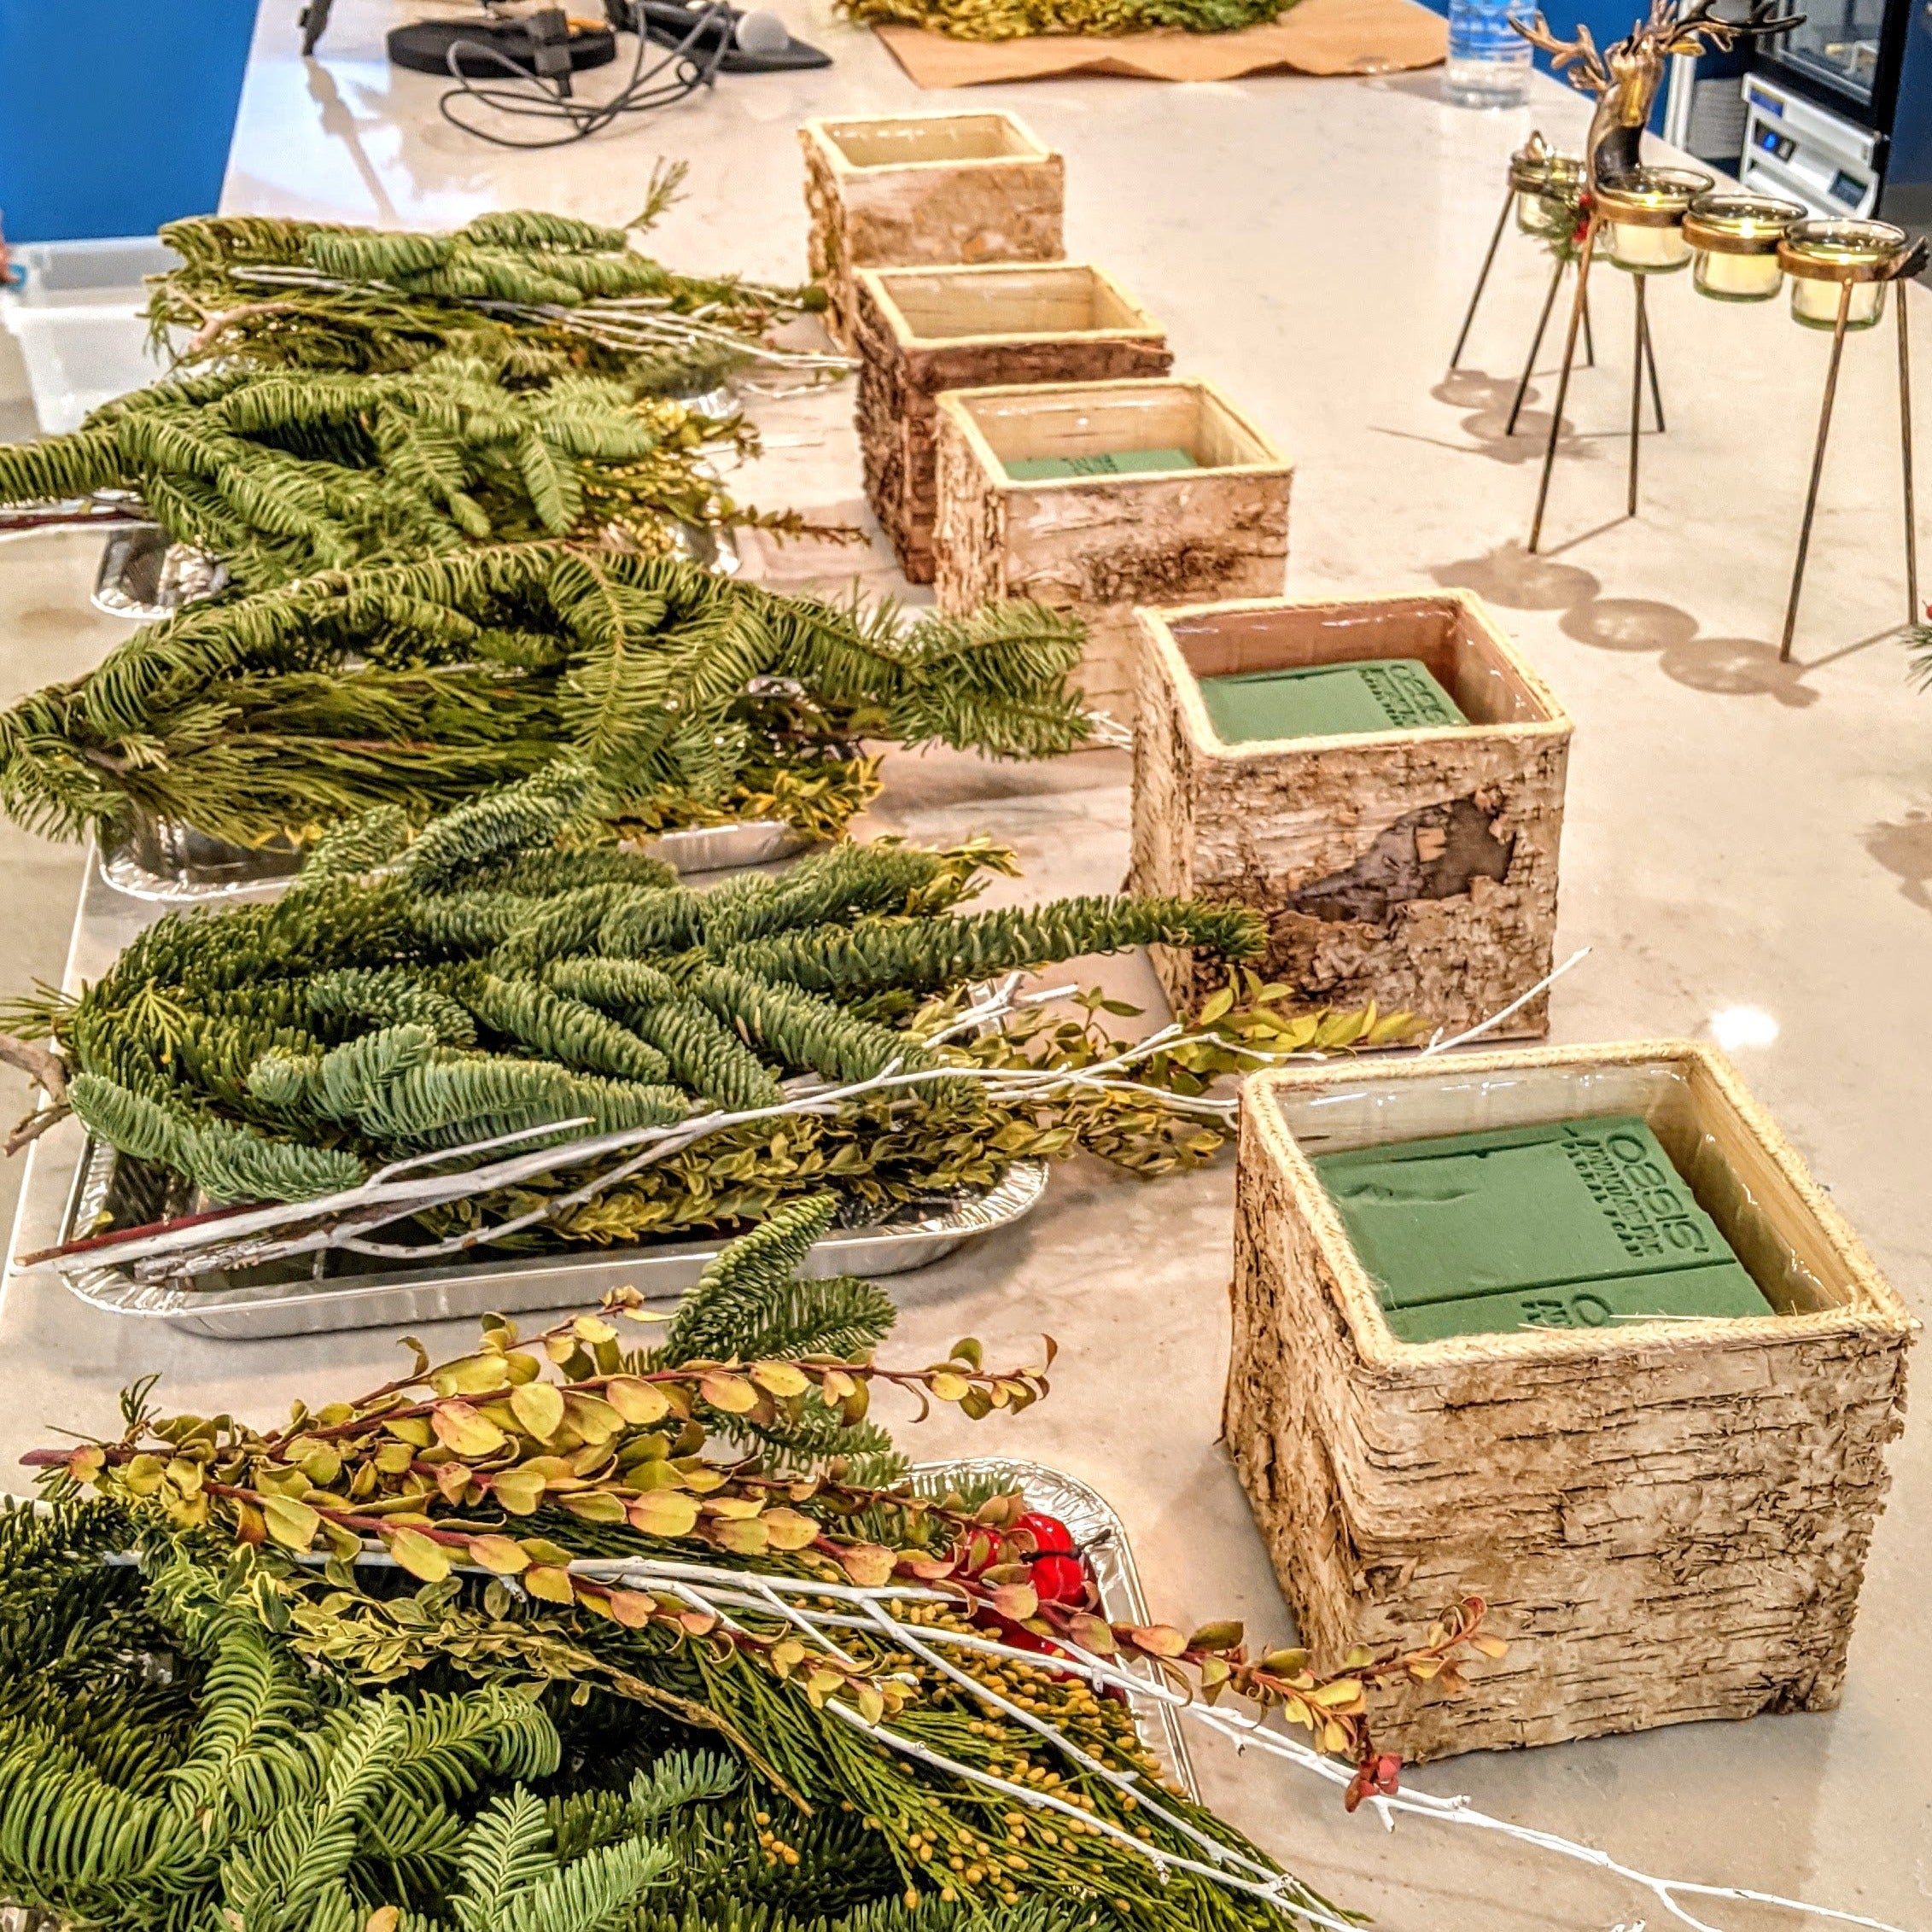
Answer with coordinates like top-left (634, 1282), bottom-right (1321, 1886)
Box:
top-left (1014, 1511), bottom-right (1075, 1556)
top-left (978, 1612), bottom-right (1057, 1655)
top-left (1030, 1552), bottom-right (1088, 1604)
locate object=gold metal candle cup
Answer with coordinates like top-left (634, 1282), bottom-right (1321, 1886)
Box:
top-left (1780, 218), bottom-right (1910, 330)
top-left (1684, 192), bottom-right (1805, 302)
top-left (1596, 166), bottom-right (1716, 274)
top-left (1511, 150), bottom-right (1585, 236)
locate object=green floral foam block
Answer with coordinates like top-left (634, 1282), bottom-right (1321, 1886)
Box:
top-left (1313, 1113), bottom-right (1772, 1342)
top-left (1002, 447), bottom-right (1199, 482)
top-left (1198, 658), bottom-right (1466, 744)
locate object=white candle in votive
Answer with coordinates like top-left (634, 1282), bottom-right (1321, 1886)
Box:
top-left (1791, 276), bottom-right (1886, 329)
top-left (1695, 249), bottom-right (1783, 300)
top-left (1608, 222), bottom-right (1690, 271)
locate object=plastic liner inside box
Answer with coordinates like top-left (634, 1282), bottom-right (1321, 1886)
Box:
top-left (1270, 1057), bottom-right (1842, 1319)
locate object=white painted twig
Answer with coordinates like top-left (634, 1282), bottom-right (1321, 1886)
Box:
top-left (1421, 946), bottom-right (1591, 1054)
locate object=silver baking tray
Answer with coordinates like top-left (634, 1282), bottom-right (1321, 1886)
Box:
top-left (636, 820), bottom-right (810, 873)
top-left (50, 1141), bottom-right (1049, 1340)
top-left (912, 1457), bottom-right (1198, 1801)
top-left (92, 525), bottom-right (227, 621)
top-left (96, 814), bottom-right (304, 902)
top-left (96, 814), bottom-right (813, 902)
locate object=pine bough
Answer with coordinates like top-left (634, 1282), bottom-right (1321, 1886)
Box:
top-left (151, 182), bottom-right (846, 393)
top-left (9, 763), bottom-right (1272, 1258)
top-left (0, 545), bottom-right (1094, 853)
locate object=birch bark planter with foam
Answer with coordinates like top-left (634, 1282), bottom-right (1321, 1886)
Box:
top-left (932, 378), bottom-right (1292, 724)
top-left (1225, 1042), bottom-right (1915, 1760)
top-left (799, 113), bottom-right (1065, 351)
top-left (855, 263), bottom-right (1171, 583)
top-left (1128, 591), bottom-right (1568, 1038)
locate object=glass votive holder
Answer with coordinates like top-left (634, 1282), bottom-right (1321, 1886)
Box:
top-left (1511, 149), bottom-right (1585, 237)
top-left (1595, 166), bottom-right (1716, 273)
top-left (1683, 192), bottom-right (1806, 301)
top-left (1779, 218), bottom-right (1910, 330)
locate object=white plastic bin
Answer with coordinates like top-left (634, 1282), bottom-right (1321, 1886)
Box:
top-left (0, 238), bottom-right (180, 434)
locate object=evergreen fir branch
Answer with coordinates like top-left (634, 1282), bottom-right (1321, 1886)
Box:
top-left (152, 199), bottom-right (832, 390)
top-left (728, 898), bottom-right (1265, 997)
top-left (0, 548), bottom-right (1091, 855)
top-left (308, 968), bottom-right (480, 1046)
top-left (545, 958), bottom-right (782, 1112)
top-left (655, 1194), bottom-right (894, 1369)
top-left (693, 966), bottom-right (939, 1088)
top-left (0, 371), bottom-right (762, 593)
top-left (32, 770), bottom-right (1366, 1244)
top-left (69, 1071), bottom-right (365, 1204)
top-left (464, 974), bottom-right (674, 1088)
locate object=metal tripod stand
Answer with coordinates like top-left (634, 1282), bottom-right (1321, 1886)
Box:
top-left (1779, 243), bottom-right (1928, 661)
top-left (1448, 179), bottom-right (1598, 385)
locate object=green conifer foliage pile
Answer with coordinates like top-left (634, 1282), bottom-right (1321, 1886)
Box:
top-left (0, 353), bottom-right (798, 592)
top-left (150, 182), bottom-right (832, 394)
top-left (0, 546), bottom-right (1092, 853)
top-left (836, 0), bottom-right (1288, 39)
top-left (11, 765), bottom-right (1275, 1242)
top-left (11, 1203), bottom-right (1486, 1932)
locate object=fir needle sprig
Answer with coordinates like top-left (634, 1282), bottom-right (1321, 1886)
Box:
top-left (0, 358), bottom-right (807, 592)
top-left (0, 546), bottom-right (1093, 854)
top-left (150, 175), bottom-right (849, 393)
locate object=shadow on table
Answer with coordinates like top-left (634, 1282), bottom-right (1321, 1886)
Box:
top-left (1429, 538), bottom-right (1823, 709)
top-left (1864, 805), bottom-right (1932, 914)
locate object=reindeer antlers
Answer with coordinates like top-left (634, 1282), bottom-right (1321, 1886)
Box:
top-left (1519, 0), bottom-right (1804, 85)
top-left (1512, 11), bottom-right (1611, 90)
top-left (1662, 0), bottom-right (1805, 54)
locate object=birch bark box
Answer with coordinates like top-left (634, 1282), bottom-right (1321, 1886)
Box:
top-left (799, 114), bottom-right (1065, 351)
top-left (932, 378), bottom-right (1292, 724)
top-left (1128, 592), bottom-right (1568, 1037)
top-left (1225, 1042), bottom-right (1915, 1760)
top-left (855, 264), bottom-right (1171, 583)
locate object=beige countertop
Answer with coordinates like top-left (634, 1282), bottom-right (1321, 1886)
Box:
top-left (2, 7), bottom-right (1929, 1928)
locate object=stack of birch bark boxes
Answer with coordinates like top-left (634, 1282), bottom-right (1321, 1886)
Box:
top-left (801, 111), bottom-right (1916, 1763)
top-left (800, 108), bottom-right (1293, 727)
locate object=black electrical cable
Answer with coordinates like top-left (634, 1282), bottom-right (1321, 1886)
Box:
top-left (438, 3), bottom-right (736, 147)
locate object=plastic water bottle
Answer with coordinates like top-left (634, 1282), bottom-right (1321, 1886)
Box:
top-left (1444, 0), bottom-right (1533, 107)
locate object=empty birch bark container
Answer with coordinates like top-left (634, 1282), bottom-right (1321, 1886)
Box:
top-left (1225, 1041), bottom-right (1915, 1760)
top-left (855, 263), bottom-right (1172, 583)
top-left (1128, 591), bottom-right (1568, 1036)
top-left (932, 378), bottom-right (1292, 724)
top-left (800, 113), bottom-right (1065, 351)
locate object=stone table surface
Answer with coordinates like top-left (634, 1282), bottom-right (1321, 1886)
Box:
top-left (3, 4), bottom-right (1931, 1928)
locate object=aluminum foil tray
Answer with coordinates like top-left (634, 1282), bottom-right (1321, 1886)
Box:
top-left (92, 525), bottom-right (227, 621)
top-left (638, 820), bottom-right (811, 873)
top-left (51, 1142), bottom-right (1049, 1340)
top-left (96, 816), bottom-right (304, 903)
top-left (97, 814), bottom-right (809, 903)
top-left (913, 1457), bottom-right (1198, 1801)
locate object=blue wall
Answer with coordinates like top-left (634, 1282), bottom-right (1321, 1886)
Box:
top-left (0, 0), bottom-right (260, 243)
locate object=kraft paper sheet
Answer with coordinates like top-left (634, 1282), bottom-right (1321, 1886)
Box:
top-left (873, 0), bottom-right (1446, 86)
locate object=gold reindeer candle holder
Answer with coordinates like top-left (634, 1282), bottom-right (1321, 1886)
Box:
top-left (1450, 0), bottom-right (1920, 660)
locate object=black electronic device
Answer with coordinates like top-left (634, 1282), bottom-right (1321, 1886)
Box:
top-left (630, 0), bottom-right (831, 70)
top-left (388, 15), bottom-right (619, 78)
top-left (298, 0), bottom-right (832, 145)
